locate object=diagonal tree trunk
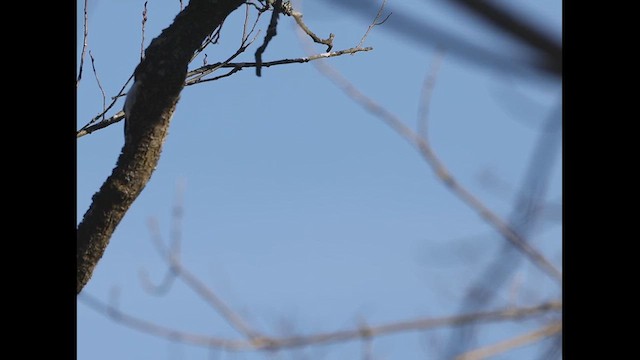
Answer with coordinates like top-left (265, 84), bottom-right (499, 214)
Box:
top-left (77, 0), bottom-right (245, 294)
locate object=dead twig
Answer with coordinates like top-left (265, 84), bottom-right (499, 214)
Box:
top-left (188, 9), bottom-right (264, 84)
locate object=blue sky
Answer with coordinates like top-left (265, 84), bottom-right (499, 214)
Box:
top-left (77, 1), bottom-right (562, 359)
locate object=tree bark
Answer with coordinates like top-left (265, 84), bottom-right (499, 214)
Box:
top-left (77, 0), bottom-right (245, 294)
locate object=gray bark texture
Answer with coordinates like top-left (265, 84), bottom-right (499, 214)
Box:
top-left (77, 0), bottom-right (245, 294)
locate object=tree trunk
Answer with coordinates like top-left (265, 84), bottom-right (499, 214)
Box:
top-left (77, 0), bottom-right (245, 294)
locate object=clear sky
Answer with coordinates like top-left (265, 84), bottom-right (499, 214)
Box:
top-left (77, 1), bottom-right (562, 359)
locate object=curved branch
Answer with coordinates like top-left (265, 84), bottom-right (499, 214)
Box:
top-left (77, 0), bottom-right (246, 294)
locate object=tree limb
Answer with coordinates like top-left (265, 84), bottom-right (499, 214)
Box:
top-left (77, 0), bottom-right (246, 294)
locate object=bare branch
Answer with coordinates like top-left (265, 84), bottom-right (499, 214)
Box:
top-left (189, 66), bottom-right (243, 84)
top-left (79, 292), bottom-right (249, 350)
top-left (289, 10), bottom-right (334, 52)
top-left (262, 1), bottom-right (336, 55)
top-left (78, 45), bottom-right (370, 136)
top-left (76, 73), bottom-right (134, 138)
top-left (77, 111), bottom-right (126, 138)
top-left (191, 22), bottom-right (225, 64)
top-left (187, 16), bottom-right (264, 85)
top-left (80, 292), bottom-right (561, 352)
top-left (442, 102), bottom-right (562, 355)
top-left (88, 51), bottom-right (107, 121)
top-left (300, 39), bottom-right (561, 283)
top-left (78, 2), bottom-right (372, 136)
top-left (455, 321), bottom-right (562, 360)
top-left (241, 2), bottom-right (251, 41)
top-left (186, 47), bottom-right (372, 85)
top-left (146, 217), bottom-right (263, 342)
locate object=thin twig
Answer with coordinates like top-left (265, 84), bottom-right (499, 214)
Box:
top-left (191, 24), bottom-right (224, 63)
top-left (191, 67), bottom-right (244, 84)
top-left (80, 293), bottom-right (561, 351)
top-left (77, 0), bottom-right (89, 87)
top-left (77, 111), bottom-right (126, 138)
top-left (455, 321), bottom-right (562, 360)
top-left (289, 10), bottom-right (334, 52)
top-left (78, 3), bottom-right (371, 135)
top-left (78, 46), bottom-right (370, 136)
top-left (189, 1), bottom-right (258, 65)
top-left (356, 0), bottom-right (391, 49)
top-left (187, 46), bottom-right (372, 85)
top-left (254, 0), bottom-right (282, 76)
top-left (242, 2), bottom-right (250, 41)
top-left (89, 51), bottom-right (107, 121)
top-left (187, 17), bottom-right (263, 85)
top-left (77, 73), bottom-right (134, 137)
